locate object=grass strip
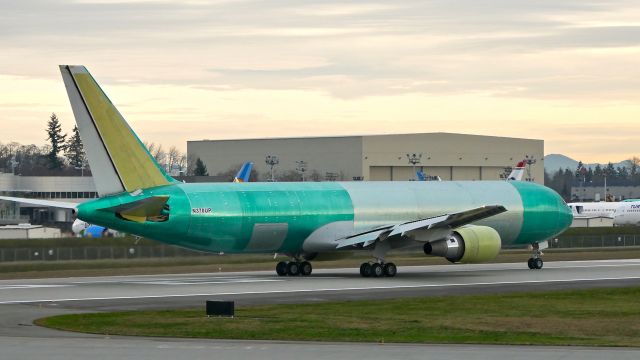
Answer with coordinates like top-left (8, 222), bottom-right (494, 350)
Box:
top-left (37, 287), bottom-right (640, 346)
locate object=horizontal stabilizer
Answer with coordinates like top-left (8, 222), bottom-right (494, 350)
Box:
top-left (0, 196), bottom-right (78, 209)
top-left (101, 196), bottom-right (169, 223)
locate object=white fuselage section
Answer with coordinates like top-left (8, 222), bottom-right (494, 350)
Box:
top-left (613, 203), bottom-right (640, 226)
top-left (567, 202), bottom-right (619, 218)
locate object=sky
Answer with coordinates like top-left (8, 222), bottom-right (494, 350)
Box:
top-left (1, 0), bottom-right (640, 162)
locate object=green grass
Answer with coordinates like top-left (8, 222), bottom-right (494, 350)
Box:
top-left (37, 287), bottom-right (640, 346)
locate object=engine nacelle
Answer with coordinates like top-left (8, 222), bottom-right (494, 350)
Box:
top-left (423, 225), bottom-right (501, 263)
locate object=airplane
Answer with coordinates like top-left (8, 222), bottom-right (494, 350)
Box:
top-left (416, 171), bottom-right (441, 181)
top-left (0, 65), bottom-right (573, 276)
top-left (506, 161), bottom-right (525, 181)
top-left (613, 202), bottom-right (640, 226)
top-left (568, 201), bottom-right (620, 219)
top-left (71, 219), bottom-right (118, 238)
top-left (233, 162), bottom-right (253, 183)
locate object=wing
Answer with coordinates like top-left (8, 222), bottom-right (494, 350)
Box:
top-left (336, 205), bottom-right (506, 249)
top-left (0, 196), bottom-right (78, 209)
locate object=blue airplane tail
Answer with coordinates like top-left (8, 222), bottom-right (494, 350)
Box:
top-left (233, 162), bottom-right (253, 183)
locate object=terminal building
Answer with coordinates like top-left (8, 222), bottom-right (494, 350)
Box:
top-left (188, 133), bottom-right (544, 184)
top-left (0, 172), bottom-right (97, 226)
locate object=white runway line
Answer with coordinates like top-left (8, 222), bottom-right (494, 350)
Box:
top-left (0, 285), bottom-right (71, 290)
top-left (138, 279), bottom-right (285, 285)
top-left (1, 275), bottom-right (639, 305)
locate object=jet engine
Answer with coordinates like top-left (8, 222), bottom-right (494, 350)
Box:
top-left (423, 225), bottom-right (501, 263)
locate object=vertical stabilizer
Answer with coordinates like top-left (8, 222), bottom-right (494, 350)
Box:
top-left (233, 162), bottom-right (253, 183)
top-left (60, 65), bottom-right (174, 196)
top-left (507, 161), bottom-right (525, 181)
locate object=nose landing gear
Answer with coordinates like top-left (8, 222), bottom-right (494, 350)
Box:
top-left (527, 241), bottom-right (547, 270)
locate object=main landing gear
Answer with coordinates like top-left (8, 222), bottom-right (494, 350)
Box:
top-left (359, 261), bottom-right (397, 277)
top-left (276, 260), bottom-right (312, 276)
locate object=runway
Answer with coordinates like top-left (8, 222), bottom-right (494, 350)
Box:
top-left (1, 259), bottom-right (639, 359)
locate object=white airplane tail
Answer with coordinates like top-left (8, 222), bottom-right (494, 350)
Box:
top-left (507, 161), bottom-right (525, 181)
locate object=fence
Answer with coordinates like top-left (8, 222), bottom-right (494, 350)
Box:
top-left (1, 235), bottom-right (639, 262)
top-left (551, 234), bottom-right (640, 248)
top-left (0, 245), bottom-right (213, 262)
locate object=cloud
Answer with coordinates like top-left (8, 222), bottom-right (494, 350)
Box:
top-left (1, 0), bottom-right (640, 161)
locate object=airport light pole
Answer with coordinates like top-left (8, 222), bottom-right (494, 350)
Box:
top-left (265, 155), bottom-right (279, 182)
top-left (295, 160), bottom-right (307, 182)
top-left (524, 155), bottom-right (536, 182)
top-left (406, 153), bottom-right (422, 181)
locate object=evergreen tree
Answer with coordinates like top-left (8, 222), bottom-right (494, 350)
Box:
top-left (65, 125), bottom-right (85, 170)
top-left (45, 113), bottom-right (67, 169)
top-left (194, 157), bottom-right (208, 176)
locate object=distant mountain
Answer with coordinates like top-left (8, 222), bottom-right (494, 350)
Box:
top-left (544, 154), bottom-right (578, 173)
top-left (544, 154), bottom-right (632, 173)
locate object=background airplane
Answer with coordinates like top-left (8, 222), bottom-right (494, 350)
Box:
top-left (506, 161), bottom-right (525, 181)
top-left (233, 162), bottom-right (253, 183)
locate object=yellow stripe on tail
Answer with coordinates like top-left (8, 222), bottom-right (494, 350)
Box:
top-left (61, 66), bottom-right (173, 194)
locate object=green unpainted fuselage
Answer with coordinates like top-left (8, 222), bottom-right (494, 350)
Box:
top-left (77, 180), bottom-right (572, 254)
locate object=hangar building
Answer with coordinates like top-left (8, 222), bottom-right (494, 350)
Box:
top-left (188, 133), bottom-right (544, 184)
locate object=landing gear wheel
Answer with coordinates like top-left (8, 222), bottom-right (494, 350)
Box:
top-left (371, 263), bottom-right (384, 278)
top-left (534, 258), bottom-right (543, 270)
top-left (287, 261), bottom-right (300, 276)
top-left (300, 261), bottom-right (312, 276)
top-left (383, 262), bottom-right (397, 277)
top-left (360, 263), bottom-right (372, 277)
top-left (276, 261), bottom-right (288, 276)
top-left (527, 258), bottom-right (534, 269)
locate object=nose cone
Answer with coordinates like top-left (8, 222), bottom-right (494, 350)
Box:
top-left (558, 201), bottom-right (573, 230)
top-left (510, 181), bottom-right (573, 245)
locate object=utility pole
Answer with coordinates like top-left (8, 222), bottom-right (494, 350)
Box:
top-left (295, 160), bottom-right (307, 182)
top-left (406, 153), bottom-right (422, 181)
top-left (524, 155), bottom-right (536, 182)
top-left (265, 155), bottom-right (279, 182)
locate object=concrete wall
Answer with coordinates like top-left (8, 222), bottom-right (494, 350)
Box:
top-left (16, 176), bottom-right (96, 192)
top-left (570, 217), bottom-right (614, 228)
top-left (189, 137), bottom-right (363, 181)
top-left (361, 133), bottom-right (543, 183)
top-left (190, 133), bottom-right (544, 184)
top-left (0, 226), bottom-right (61, 239)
